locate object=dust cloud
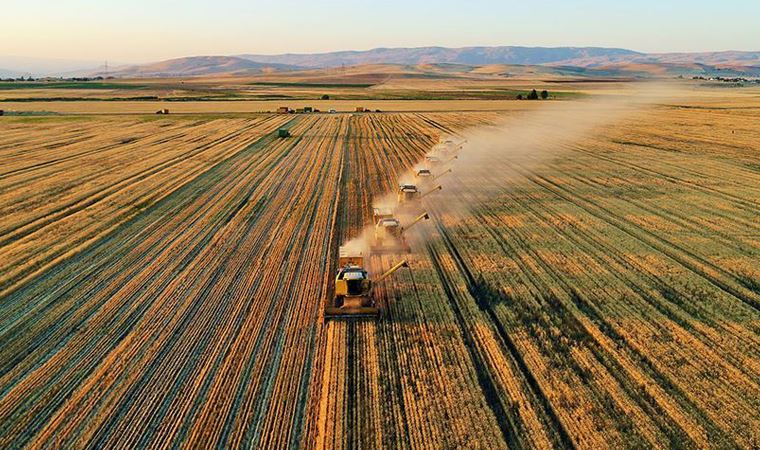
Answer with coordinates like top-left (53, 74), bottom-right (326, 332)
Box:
top-left (404, 82), bottom-right (691, 243)
top-left (346, 82), bottom-right (689, 253)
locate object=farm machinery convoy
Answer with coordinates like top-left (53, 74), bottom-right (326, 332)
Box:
top-left (325, 137), bottom-right (463, 319)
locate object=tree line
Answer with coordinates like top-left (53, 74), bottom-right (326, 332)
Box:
top-left (516, 89), bottom-right (549, 100)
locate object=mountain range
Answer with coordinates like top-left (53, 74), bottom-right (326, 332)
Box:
top-left (118, 47), bottom-right (760, 78)
top-left (238, 46), bottom-right (645, 68)
top-left (5, 46), bottom-right (760, 78)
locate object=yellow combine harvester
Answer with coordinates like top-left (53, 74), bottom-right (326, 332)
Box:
top-left (325, 246), bottom-right (408, 319)
top-left (436, 138), bottom-right (465, 156)
top-left (371, 212), bottom-right (429, 254)
top-left (416, 168), bottom-right (432, 178)
top-left (397, 184), bottom-right (442, 204)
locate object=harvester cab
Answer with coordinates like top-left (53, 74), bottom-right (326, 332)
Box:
top-left (371, 217), bottom-right (408, 254)
top-left (371, 211), bottom-right (430, 254)
top-left (372, 207), bottom-right (394, 224)
top-left (416, 168), bottom-right (432, 178)
top-left (437, 138), bottom-right (465, 156)
top-left (376, 217), bottom-right (402, 239)
top-left (325, 246), bottom-right (409, 319)
top-left (397, 184), bottom-right (420, 204)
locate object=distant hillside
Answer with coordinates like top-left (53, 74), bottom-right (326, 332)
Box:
top-left (88, 47), bottom-right (760, 79)
top-left (104, 56), bottom-right (301, 78)
top-left (236, 46), bottom-right (760, 78)
top-left (238, 46), bottom-right (643, 68)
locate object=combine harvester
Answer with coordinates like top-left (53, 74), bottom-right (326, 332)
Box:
top-left (371, 212), bottom-right (430, 254)
top-left (397, 183), bottom-right (442, 205)
top-left (324, 247), bottom-right (409, 319)
top-left (416, 168), bottom-right (432, 178)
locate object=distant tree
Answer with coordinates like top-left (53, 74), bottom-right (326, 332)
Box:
top-left (528, 89), bottom-right (539, 100)
top-left (321, 94), bottom-right (330, 100)
top-left (540, 90), bottom-right (549, 99)
top-left (516, 94), bottom-right (523, 100)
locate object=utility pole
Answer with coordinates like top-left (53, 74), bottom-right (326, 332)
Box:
top-left (104, 60), bottom-right (109, 77)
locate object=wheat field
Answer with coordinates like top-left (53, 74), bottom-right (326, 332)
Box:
top-left (1, 88), bottom-right (758, 448)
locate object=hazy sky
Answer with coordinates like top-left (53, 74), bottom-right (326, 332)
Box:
top-left (4, 0), bottom-right (759, 63)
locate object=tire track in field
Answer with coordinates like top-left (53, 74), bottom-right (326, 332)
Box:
top-left (571, 142), bottom-right (760, 213)
top-left (0, 117), bottom-right (288, 298)
top-left (0, 119), bottom-right (269, 244)
top-left (0, 116), bottom-right (317, 448)
top-left (519, 169), bottom-right (760, 311)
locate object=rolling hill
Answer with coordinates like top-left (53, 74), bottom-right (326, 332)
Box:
top-left (110, 47), bottom-right (760, 79)
top-left (238, 46), bottom-right (644, 68)
top-left (104, 56), bottom-right (300, 78)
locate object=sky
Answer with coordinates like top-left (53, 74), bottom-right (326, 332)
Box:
top-left (2, 0), bottom-right (759, 64)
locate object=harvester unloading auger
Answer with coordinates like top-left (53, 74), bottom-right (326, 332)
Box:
top-left (431, 169), bottom-right (452, 182)
top-left (420, 185), bottom-right (442, 200)
top-left (324, 246), bottom-right (409, 319)
top-left (425, 154), bottom-right (458, 165)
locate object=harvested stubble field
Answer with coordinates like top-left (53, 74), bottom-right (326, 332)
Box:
top-left (0, 92), bottom-right (759, 449)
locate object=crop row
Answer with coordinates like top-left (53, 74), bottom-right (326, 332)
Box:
top-left (1, 105), bottom-right (757, 448)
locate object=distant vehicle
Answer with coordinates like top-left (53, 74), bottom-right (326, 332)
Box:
top-left (329, 109), bottom-right (337, 114)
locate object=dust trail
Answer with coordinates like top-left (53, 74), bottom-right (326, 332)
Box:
top-left (407, 82), bottom-right (690, 242)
